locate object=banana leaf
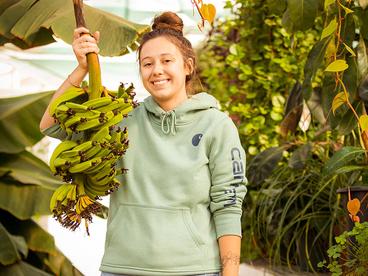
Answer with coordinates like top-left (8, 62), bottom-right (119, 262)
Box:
top-left (0, 0), bottom-right (150, 56)
top-left (0, 210), bottom-right (83, 276)
top-left (0, 151), bottom-right (62, 189)
top-left (0, 261), bottom-right (52, 276)
top-left (0, 91), bottom-right (54, 154)
top-left (9, 219), bottom-right (55, 254)
top-left (0, 179), bottom-right (54, 220)
top-left (0, 222), bottom-right (23, 266)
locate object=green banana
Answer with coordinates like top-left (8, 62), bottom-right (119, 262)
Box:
top-left (108, 178), bottom-right (121, 192)
top-left (49, 88), bottom-right (86, 116)
top-left (72, 141), bottom-right (95, 152)
top-left (83, 97), bottom-right (113, 109)
top-left (61, 184), bottom-right (77, 207)
top-left (89, 169), bottom-right (117, 186)
top-left (50, 184), bottom-right (69, 212)
top-left (84, 154), bottom-right (115, 174)
top-left (54, 114), bottom-right (70, 126)
top-left (63, 115), bottom-right (84, 130)
top-left (84, 179), bottom-right (110, 197)
top-left (74, 110), bottom-right (101, 120)
top-left (92, 148), bottom-right (111, 159)
top-left (75, 118), bottom-right (103, 131)
top-left (118, 104), bottom-right (133, 116)
top-left (86, 175), bottom-right (112, 193)
top-left (91, 127), bottom-right (111, 142)
top-left (89, 165), bottom-right (115, 182)
top-left (109, 129), bottom-right (122, 145)
top-left (99, 110), bottom-right (115, 123)
top-left (59, 149), bottom-right (81, 159)
top-left (49, 140), bottom-right (78, 174)
top-left (83, 143), bottom-right (102, 160)
top-left (65, 102), bottom-right (89, 112)
top-left (55, 104), bottom-right (71, 114)
top-left (96, 98), bottom-right (131, 113)
top-left (68, 156), bottom-right (103, 174)
top-left (99, 112), bottom-right (123, 130)
top-left (53, 156), bottom-right (80, 168)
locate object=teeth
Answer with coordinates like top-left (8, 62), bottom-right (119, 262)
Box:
top-left (153, 79), bottom-right (168, 85)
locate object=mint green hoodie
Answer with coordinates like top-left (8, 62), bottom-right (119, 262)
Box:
top-left (42, 92), bottom-right (247, 276)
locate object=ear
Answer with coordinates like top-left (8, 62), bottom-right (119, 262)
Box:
top-left (185, 58), bottom-right (194, 76)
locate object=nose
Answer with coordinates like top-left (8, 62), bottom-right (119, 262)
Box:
top-left (152, 62), bottom-right (164, 75)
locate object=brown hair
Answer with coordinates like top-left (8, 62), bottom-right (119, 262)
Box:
top-left (137, 11), bottom-right (197, 95)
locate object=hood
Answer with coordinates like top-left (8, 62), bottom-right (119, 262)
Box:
top-left (143, 92), bottom-right (218, 135)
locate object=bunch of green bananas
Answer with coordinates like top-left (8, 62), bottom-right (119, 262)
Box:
top-left (48, 83), bottom-right (137, 234)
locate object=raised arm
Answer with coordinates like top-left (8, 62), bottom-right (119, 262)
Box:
top-left (39, 27), bottom-right (100, 131)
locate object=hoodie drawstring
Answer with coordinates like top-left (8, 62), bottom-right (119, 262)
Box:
top-left (161, 111), bottom-right (177, 135)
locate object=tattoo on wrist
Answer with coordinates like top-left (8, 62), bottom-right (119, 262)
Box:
top-left (221, 251), bottom-right (240, 269)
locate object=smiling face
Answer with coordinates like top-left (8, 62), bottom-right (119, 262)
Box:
top-left (139, 36), bottom-right (192, 111)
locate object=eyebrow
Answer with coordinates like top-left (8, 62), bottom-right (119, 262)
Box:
top-left (141, 53), bottom-right (174, 61)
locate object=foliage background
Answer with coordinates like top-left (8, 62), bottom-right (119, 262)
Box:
top-left (198, 0), bottom-right (321, 157)
top-left (198, 0), bottom-right (368, 272)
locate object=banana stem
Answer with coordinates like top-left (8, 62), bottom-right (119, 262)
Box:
top-left (72, 0), bottom-right (102, 100)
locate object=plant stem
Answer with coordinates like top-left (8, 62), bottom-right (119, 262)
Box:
top-left (72, 0), bottom-right (102, 100)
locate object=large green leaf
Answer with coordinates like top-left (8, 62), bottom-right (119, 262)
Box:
top-left (0, 151), bottom-right (62, 189)
top-left (337, 101), bottom-right (361, 135)
top-left (356, 7), bottom-right (368, 40)
top-left (0, 210), bottom-right (82, 275)
top-left (0, 0), bottom-right (21, 16)
top-left (0, 0), bottom-right (150, 56)
top-left (301, 37), bottom-right (331, 100)
top-left (266, 0), bottom-right (287, 15)
top-left (43, 249), bottom-right (83, 276)
top-left (0, 222), bottom-right (21, 266)
top-left (321, 74), bottom-right (343, 129)
top-left (0, 179), bottom-right (53, 219)
top-left (282, 0), bottom-right (320, 33)
top-left (0, 91), bottom-right (53, 153)
top-left (0, 260), bottom-right (52, 276)
top-left (324, 146), bottom-right (366, 175)
top-left (357, 36), bottom-right (368, 78)
top-left (280, 81), bottom-right (303, 137)
top-left (0, 211), bottom-right (55, 254)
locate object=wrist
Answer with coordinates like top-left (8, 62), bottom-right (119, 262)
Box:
top-left (76, 64), bottom-right (88, 74)
top-left (67, 74), bottom-right (81, 88)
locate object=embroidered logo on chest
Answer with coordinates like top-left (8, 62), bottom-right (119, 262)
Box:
top-left (192, 133), bottom-right (203, 146)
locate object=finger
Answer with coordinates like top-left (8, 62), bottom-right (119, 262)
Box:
top-left (93, 31), bottom-right (100, 43)
top-left (73, 27), bottom-right (90, 39)
top-left (77, 36), bottom-right (97, 44)
top-left (81, 47), bottom-right (100, 55)
top-left (80, 42), bottom-right (97, 49)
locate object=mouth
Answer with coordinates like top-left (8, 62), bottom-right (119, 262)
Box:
top-left (151, 79), bottom-right (170, 86)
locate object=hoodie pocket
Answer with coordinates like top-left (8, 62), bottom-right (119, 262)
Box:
top-left (104, 203), bottom-right (206, 269)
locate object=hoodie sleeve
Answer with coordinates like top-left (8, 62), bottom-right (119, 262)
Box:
top-left (209, 116), bottom-right (248, 239)
top-left (40, 124), bottom-right (68, 140)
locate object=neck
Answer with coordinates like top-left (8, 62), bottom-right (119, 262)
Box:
top-left (155, 92), bottom-right (188, 112)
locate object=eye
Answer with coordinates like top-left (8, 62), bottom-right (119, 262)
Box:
top-left (164, 59), bottom-right (172, 63)
top-left (143, 63), bottom-right (152, 67)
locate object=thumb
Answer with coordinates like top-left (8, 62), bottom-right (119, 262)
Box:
top-left (93, 31), bottom-right (100, 43)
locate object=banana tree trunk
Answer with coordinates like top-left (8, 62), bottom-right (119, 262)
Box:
top-left (73, 0), bottom-right (101, 100)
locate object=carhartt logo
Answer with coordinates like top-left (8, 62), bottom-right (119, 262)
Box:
top-left (192, 134), bottom-right (203, 146)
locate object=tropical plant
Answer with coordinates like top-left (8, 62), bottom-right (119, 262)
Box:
top-left (318, 222), bottom-right (368, 276)
top-left (197, 0), bottom-right (322, 156)
top-left (0, 91), bottom-right (84, 275)
top-left (0, 0), bottom-right (149, 56)
top-left (198, 0), bottom-right (368, 272)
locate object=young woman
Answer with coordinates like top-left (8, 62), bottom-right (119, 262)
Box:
top-left (40, 12), bottom-right (247, 276)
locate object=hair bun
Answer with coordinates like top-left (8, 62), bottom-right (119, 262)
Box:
top-left (152, 11), bottom-right (183, 35)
